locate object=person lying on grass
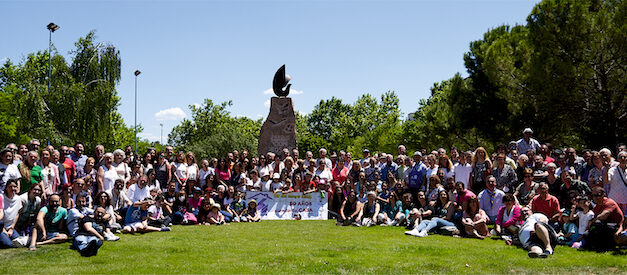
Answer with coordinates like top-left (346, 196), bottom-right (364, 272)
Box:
top-left (513, 207), bottom-right (556, 258)
top-left (123, 199), bottom-right (171, 233)
top-left (242, 199), bottom-right (260, 222)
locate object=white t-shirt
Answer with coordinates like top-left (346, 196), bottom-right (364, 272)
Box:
top-left (315, 168), bottom-right (332, 180)
top-left (2, 193), bottom-right (22, 228)
top-left (576, 210), bottom-right (595, 235)
top-left (186, 164), bottom-right (199, 182)
top-left (454, 163), bottom-right (472, 189)
top-left (0, 163), bottom-right (21, 194)
top-left (148, 204), bottom-right (162, 219)
top-left (127, 184), bottom-right (150, 203)
top-left (607, 166), bottom-right (627, 204)
top-left (261, 180), bottom-right (272, 192)
top-left (198, 167), bottom-right (214, 187)
top-left (519, 213), bottom-right (548, 248)
top-left (102, 166), bottom-right (119, 194)
top-left (175, 163), bottom-right (188, 179)
top-left (271, 181), bottom-right (283, 192)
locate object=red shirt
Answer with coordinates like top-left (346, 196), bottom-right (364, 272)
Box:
top-left (593, 197), bottom-right (624, 224)
top-left (456, 190), bottom-right (476, 205)
top-left (332, 166), bottom-right (349, 183)
top-left (531, 194), bottom-right (560, 218)
top-left (63, 157), bottom-right (76, 183)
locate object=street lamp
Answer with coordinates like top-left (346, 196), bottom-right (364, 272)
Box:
top-left (160, 123), bottom-right (164, 151)
top-left (134, 69), bottom-right (141, 156)
top-left (46, 22), bottom-right (60, 93)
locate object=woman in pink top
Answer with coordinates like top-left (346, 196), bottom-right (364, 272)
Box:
top-left (495, 194), bottom-right (523, 236)
top-left (215, 158), bottom-right (231, 183)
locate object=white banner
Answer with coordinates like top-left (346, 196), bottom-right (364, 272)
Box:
top-left (246, 192), bottom-right (328, 220)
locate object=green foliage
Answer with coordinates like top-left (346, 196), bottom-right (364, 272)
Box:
top-left (0, 31), bottom-right (136, 151)
top-left (169, 99), bottom-right (262, 160)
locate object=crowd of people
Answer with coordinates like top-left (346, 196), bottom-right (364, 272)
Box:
top-left (0, 128), bottom-right (626, 257)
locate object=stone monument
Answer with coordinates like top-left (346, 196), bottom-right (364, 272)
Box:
top-left (258, 65), bottom-right (298, 156)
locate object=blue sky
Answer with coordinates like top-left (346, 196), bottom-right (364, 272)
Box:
top-left (1, 0), bottom-right (539, 143)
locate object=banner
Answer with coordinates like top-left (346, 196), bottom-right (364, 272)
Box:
top-left (246, 192), bottom-right (328, 220)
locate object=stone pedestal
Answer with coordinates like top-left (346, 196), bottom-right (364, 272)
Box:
top-left (258, 97), bottom-right (298, 156)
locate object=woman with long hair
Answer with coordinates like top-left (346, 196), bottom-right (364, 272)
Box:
top-left (471, 147), bottom-right (492, 194)
top-left (172, 152), bottom-right (188, 191)
top-left (18, 151), bottom-right (42, 196)
top-left (406, 190), bottom-right (455, 237)
top-left (461, 195), bottom-right (490, 239)
top-left (38, 149), bottom-right (60, 197)
top-left (155, 151), bottom-right (171, 192)
top-left (215, 157), bottom-right (231, 184)
top-left (438, 154), bottom-right (455, 180)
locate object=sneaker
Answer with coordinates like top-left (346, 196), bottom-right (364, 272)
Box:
top-left (405, 228), bottom-right (420, 236)
top-left (11, 236), bottom-right (28, 248)
top-left (160, 227), bottom-right (172, 232)
top-left (389, 220), bottom-right (397, 226)
top-left (105, 233), bottom-right (120, 241)
top-left (417, 230), bottom-right (428, 237)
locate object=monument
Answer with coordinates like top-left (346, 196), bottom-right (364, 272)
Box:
top-left (258, 65), bottom-right (298, 156)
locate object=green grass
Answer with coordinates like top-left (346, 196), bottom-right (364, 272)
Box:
top-left (1, 220), bottom-right (625, 274)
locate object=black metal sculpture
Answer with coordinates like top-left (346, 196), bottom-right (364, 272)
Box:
top-left (272, 64), bottom-right (291, 97)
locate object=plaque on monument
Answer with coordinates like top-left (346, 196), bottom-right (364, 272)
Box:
top-left (258, 65), bottom-right (298, 156)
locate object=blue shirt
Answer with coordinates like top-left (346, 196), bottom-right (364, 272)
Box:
top-left (125, 206), bottom-right (148, 225)
top-left (407, 162), bottom-right (427, 190)
top-left (380, 162), bottom-right (398, 181)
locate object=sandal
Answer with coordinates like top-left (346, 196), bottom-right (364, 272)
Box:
top-left (528, 251), bottom-right (539, 258)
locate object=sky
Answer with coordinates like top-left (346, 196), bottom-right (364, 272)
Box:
top-left (1, 0), bottom-right (540, 143)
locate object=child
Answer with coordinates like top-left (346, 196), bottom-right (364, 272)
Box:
top-left (271, 173), bottom-right (283, 192)
top-left (281, 179), bottom-right (294, 194)
top-left (228, 191), bottom-right (247, 222)
top-left (243, 199), bottom-right (260, 222)
top-left (123, 199), bottom-right (171, 233)
top-left (207, 203), bottom-right (226, 225)
top-left (147, 195), bottom-right (171, 228)
top-left (558, 212), bottom-right (578, 245)
top-left (569, 196), bottom-right (595, 248)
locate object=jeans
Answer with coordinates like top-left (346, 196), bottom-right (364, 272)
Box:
top-left (416, 218), bottom-right (456, 233)
top-left (0, 230), bottom-right (19, 248)
top-left (73, 235), bottom-right (102, 255)
top-left (221, 211), bottom-right (233, 223)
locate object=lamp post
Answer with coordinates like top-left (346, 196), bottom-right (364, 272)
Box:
top-left (160, 123), bottom-right (164, 151)
top-left (46, 22), bottom-right (60, 93)
top-left (134, 70), bottom-right (141, 156)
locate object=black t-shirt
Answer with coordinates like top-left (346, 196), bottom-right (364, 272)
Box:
top-left (76, 215), bottom-right (109, 236)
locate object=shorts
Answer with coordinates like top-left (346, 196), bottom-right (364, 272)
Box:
top-left (46, 232), bottom-right (61, 240)
top-left (126, 222), bottom-right (144, 231)
top-left (525, 222), bottom-right (557, 249)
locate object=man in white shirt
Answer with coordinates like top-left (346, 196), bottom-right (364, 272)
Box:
top-left (127, 175), bottom-right (151, 203)
top-left (454, 151), bottom-right (473, 189)
top-left (0, 148), bottom-right (22, 194)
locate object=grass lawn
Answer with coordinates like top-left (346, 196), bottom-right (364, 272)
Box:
top-left (1, 220), bottom-right (625, 274)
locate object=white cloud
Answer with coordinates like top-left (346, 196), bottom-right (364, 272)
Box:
top-left (138, 132), bottom-right (161, 142)
top-left (154, 107), bottom-right (186, 121)
top-left (264, 100), bottom-right (270, 107)
top-left (263, 88), bottom-right (303, 95)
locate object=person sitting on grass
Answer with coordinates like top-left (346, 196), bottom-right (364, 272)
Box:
top-left (68, 192), bottom-right (118, 241)
top-left (565, 196), bottom-right (594, 248)
top-left (461, 195), bottom-right (490, 239)
top-left (147, 195), bottom-right (171, 228)
top-left (407, 191), bottom-right (433, 230)
top-left (197, 199), bottom-right (213, 225)
top-left (529, 182), bottom-right (561, 227)
top-left (514, 207), bottom-right (556, 258)
top-left (206, 203), bottom-right (226, 225)
top-left (493, 194), bottom-right (523, 238)
top-left (581, 187), bottom-right (624, 251)
top-left (34, 194), bottom-right (68, 250)
top-left (227, 191), bottom-right (247, 222)
top-left (123, 199), bottom-right (171, 233)
top-left (73, 206), bottom-right (109, 257)
top-left (405, 190), bottom-right (455, 237)
top-left (16, 184), bottom-right (42, 250)
top-left (379, 189), bottom-right (402, 226)
top-left (357, 191), bottom-right (380, 227)
top-left (243, 199), bottom-right (260, 222)
top-left (339, 190), bottom-right (361, 226)
top-left (1, 180), bottom-right (23, 248)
